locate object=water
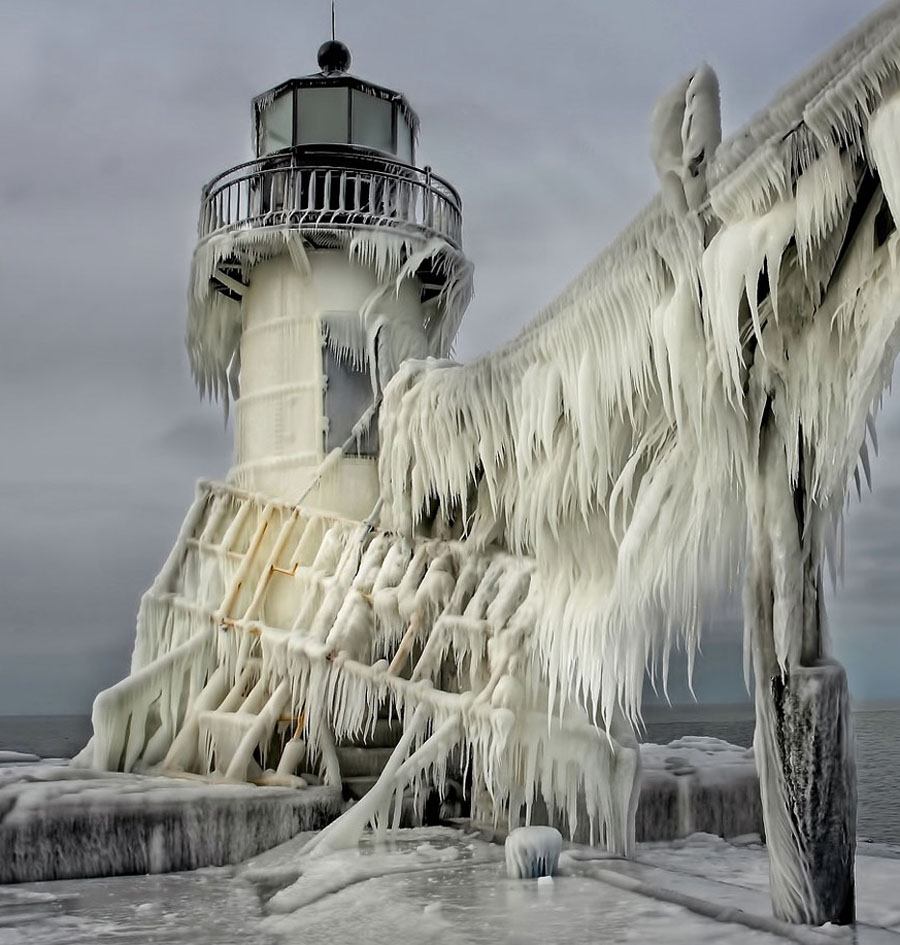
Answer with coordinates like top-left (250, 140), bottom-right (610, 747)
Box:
top-left (0, 715), bottom-right (92, 760)
top-left (2, 708), bottom-right (899, 843)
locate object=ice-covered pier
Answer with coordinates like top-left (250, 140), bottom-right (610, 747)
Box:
top-left (1, 738), bottom-right (759, 884)
top-left (0, 763), bottom-right (341, 883)
top-left (2, 825), bottom-right (899, 945)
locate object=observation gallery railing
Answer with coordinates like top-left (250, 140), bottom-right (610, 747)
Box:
top-left (198, 147), bottom-right (463, 250)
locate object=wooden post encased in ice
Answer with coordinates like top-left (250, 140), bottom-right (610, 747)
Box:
top-left (745, 418), bottom-right (856, 926)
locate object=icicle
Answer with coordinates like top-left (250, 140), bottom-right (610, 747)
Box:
top-left (187, 226), bottom-right (472, 409)
top-left (84, 7), bottom-right (900, 882)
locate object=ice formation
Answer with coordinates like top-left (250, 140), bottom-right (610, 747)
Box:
top-left (81, 1), bottom-right (900, 925)
top-left (651, 63), bottom-right (722, 214)
top-left (78, 481), bottom-right (640, 855)
top-left (0, 751), bottom-right (40, 764)
top-left (0, 762), bottom-right (342, 882)
top-left (375, 3), bottom-right (900, 922)
top-left (636, 738), bottom-right (761, 843)
top-left (504, 826), bottom-right (562, 879)
top-left (9, 824), bottom-right (900, 945)
top-left (379, 3), bottom-right (900, 731)
top-left (187, 226), bottom-right (473, 411)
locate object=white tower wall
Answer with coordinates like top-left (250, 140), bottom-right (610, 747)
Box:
top-left (230, 248), bottom-right (427, 520)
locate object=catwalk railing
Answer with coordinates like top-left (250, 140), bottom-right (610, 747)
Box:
top-left (198, 147), bottom-right (463, 250)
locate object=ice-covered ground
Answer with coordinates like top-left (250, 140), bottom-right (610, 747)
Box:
top-left (0, 748), bottom-right (894, 943)
top-left (641, 735), bottom-right (754, 770)
top-left (0, 753), bottom-right (40, 765)
top-left (2, 826), bottom-right (898, 944)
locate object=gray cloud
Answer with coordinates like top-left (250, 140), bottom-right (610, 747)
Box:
top-left (0, 0), bottom-right (896, 714)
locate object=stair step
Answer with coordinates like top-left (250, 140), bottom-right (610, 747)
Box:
top-left (336, 746), bottom-right (396, 778)
top-left (342, 775), bottom-right (379, 801)
top-left (337, 718), bottom-right (404, 749)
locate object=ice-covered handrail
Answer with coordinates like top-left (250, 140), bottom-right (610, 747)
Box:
top-left (376, 6), bottom-right (900, 922)
top-left (186, 144), bottom-right (473, 411)
top-left (86, 480), bottom-right (640, 853)
top-left (198, 148), bottom-right (463, 249)
top-left (90, 628), bottom-right (215, 772)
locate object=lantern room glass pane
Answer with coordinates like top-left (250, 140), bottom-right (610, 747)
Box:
top-left (298, 87), bottom-right (349, 144)
top-left (351, 89), bottom-right (393, 153)
top-left (259, 92), bottom-right (293, 155)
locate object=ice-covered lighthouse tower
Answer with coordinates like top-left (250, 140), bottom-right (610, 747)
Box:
top-left (188, 38), bottom-right (472, 519)
top-left (79, 26), bottom-right (639, 858)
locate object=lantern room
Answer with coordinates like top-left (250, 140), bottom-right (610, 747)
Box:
top-left (254, 40), bottom-right (418, 163)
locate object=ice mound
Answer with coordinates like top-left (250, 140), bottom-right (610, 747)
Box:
top-left (0, 763), bottom-right (343, 882)
top-left (0, 750), bottom-right (40, 764)
top-left (505, 826), bottom-right (562, 879)
top-left (637, 737), bottom-right (761, 843)
top-left (518, 737), bottom-right (761, 845)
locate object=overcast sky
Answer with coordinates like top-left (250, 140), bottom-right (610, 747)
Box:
top-left (0, 0), bottom-right (897, 715)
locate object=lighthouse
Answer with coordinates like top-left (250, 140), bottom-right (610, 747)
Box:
top-left (77, 21), bottom-right (650, 860)
top-left (188, 38), bottom-right (472, 519)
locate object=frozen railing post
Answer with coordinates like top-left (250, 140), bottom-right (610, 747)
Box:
top-left (745, 418), bottom-right (856, 926)
top-left (424, 165), bottom-right (434, 229)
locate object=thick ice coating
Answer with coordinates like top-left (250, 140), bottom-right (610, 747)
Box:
top-left (187, 227), bottom-right (473, 412)
top-left (505, 826), bottom-right (563, 879)
top-left (82, 3), bottom-right (900, 906)
top-left (79, 482), bottom-right (641, 854)
top-left (375, 4), bottom-right (900, 919)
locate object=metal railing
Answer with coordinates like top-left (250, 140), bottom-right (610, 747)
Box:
top-left (198, 147), bottom-right (463, 250)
